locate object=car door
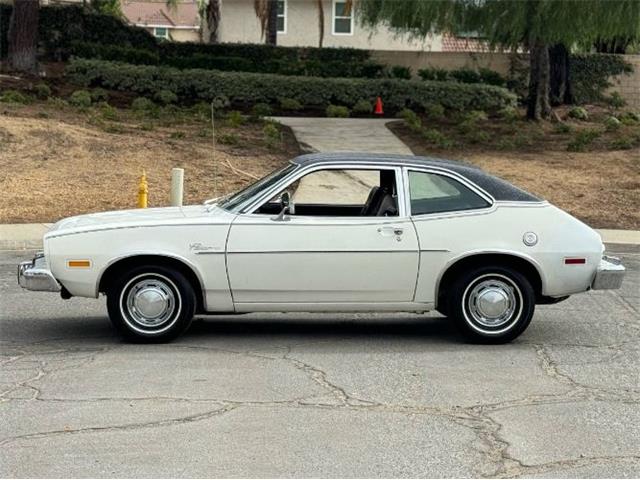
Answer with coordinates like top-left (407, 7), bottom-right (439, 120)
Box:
top-left (225, 165), bottom-right (419, 308)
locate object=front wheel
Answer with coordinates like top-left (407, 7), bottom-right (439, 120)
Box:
top-left (447, 266), bottom-right (535, 344)
top-left (107, 265), bottom-right (196, 343)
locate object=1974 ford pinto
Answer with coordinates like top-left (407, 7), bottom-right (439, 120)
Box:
top-left (19, 153), bottom-right (625, 343)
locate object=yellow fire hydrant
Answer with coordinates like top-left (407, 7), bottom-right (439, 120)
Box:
top-left (137, 170), bottom-right (148, 208)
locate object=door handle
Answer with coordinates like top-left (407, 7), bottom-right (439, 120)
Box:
top-left (377, 226), bottom-right (404, 236)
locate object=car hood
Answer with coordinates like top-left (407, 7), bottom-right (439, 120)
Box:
top-left (46, 204), bottom-right (232, 237)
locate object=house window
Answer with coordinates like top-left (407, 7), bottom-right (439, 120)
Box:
top-left (153, 27), bottom-right (169, 40)
top-left (333, 0), bottom-right (353, 35)
top-left (277, 0), bottom-right (286, 34)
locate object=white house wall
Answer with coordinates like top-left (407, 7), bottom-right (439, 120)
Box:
top-left (218, 0), bottom-right (441, 51)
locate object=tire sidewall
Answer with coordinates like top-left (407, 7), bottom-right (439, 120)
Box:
top-left (107, 265), bottom-right (196, 342)
top-left (449, 265), bottom-right (535, 343)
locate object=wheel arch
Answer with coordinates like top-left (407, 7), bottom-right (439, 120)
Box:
top-left (435, 252), bottom-right (545, 309)
top-left (97, 254), bottom-right (206, 312)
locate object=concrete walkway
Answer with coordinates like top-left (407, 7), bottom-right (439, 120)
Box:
top-left (272, 117), bottom-right (413, 155)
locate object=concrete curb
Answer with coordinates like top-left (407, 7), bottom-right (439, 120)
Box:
top-left (1, 223), bottom-right (639, 251)
top-left (0, 224), bottom-right (52, 251)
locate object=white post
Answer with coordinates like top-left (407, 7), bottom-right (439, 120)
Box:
top-left (170, 168), bottom-right (184, 207)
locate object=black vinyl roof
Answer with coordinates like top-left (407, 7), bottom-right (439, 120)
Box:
top-left (291, 152), bottom-right (542, 202)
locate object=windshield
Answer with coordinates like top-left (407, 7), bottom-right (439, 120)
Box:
top-left (217, 163), bottom-right (298, 212)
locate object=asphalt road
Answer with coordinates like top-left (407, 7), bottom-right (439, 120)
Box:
top-left (1, 247), bottom-right (638, 478)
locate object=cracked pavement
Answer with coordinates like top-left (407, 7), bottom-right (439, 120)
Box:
top-left (1, 247), bottom-right (638, 478)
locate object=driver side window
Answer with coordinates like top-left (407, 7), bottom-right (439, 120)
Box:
top-left (256, 168), bottom-right (399, 217)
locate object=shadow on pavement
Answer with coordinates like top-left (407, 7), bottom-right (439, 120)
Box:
top-left (3, 314), bottom-right (467, 345)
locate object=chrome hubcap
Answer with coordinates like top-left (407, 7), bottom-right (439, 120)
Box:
top-left (126, 279), bottom-right (176, 328)
top-left (467, 279), bottom-right (517, 328)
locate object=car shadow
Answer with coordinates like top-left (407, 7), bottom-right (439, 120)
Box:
top-left (2, 313), bottom-right (464, 345)
top-left (187, 313), bottom-right (462, 343)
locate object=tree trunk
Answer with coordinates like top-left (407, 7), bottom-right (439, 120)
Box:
top-left (266, 0), bottom-right (277, 45)
top-left (316, 0), bottom-right (324, 48)
top-left (206, 0), bottom-right (221, 43)
top-left (527, 41), bottom-right (552, 121)
top-left (549, 43), bottom-right (573, 106)
top-left (7, 0), bottom-right (39, 74)
top-left (594, 37), bottom-right (630, 54)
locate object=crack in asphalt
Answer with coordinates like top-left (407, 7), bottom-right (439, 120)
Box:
top-left (1, 310), bottom-right (639, 476)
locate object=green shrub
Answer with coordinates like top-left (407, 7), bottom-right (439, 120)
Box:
top-left (90, 87), bottom-right (108, 102)
top-left (466, 130), bottom-right (490, 144)
top-left (130, 97), bottom-right (158, 118)
top-left (66, 59), bottom-right (517, 114)
top-left (326, 105), bottom-right (350, 118)
top-left (218, 132), bottom-right (239, 145)
top-left (65, 37), bottom-right (384, 79)
top-left (263, 121), bottom-right (281, 148)
top-left (425, 103), bottom-right (445, 120)
top-left (97, 101), bottom-right (119, 120)
top-left (353, 99), bottom-right (373, 114)
top-left (211, 95), bottom-right (230, 112)
top-left (69, 90), bottom-right (92, 108)
top-left (496, 138), bottom-right (516, 150)
top-left (571, 54), bottom-right (633, 104)
top-left (400, 108), bottom-right (422, 132)
top-left (47, 96), bottom-right (68, 108)
top-left (71, 41), bottom-right (160, 65)
top-left (417, 67), bottom-right (449, 82)
top-left (619, 111), bottom-right (640, 125)
top-left (513, 133), bottom-right (533, 148)
top-left (226, 110), bottom-right (245, 127)
top-left (604, 116), bottom-right (621, 131)
top-left (0, 89), bottom-right (31, 104)
top-left (464, 110), bottom-right (488, 122)
top-left (279, 97), bottom-right (303, 111)
top-left (609, 136), bottom-right (637, 150)
top-left (34, 83), bottom-right (51, 100)
top-left (450, 68), bottom-right (481, 84)
top-left (154, 89), bottom-right (178, 105)
top-left (568, 106), bottom-right (589, 121)
top-left (0, 5), bottom-right (157, 61)
top-left (389, 65), bottom-right (411, 80)
top-left (607, 92), bottom-right (626, 109)
top-left (567, 129), bottom-right (600, 152)
top-left (498, 106), bottom-right (519, 122)
top-left (252, 102), bottom-right (273, 118)
top-left (457, 119), bottom-right (476, 135)
top-left (478, 68), bottom-right (506, 87)
top-left (421, 128), bottom-right (452, 148)
top-left (553, 122), bottom-right (572, 134)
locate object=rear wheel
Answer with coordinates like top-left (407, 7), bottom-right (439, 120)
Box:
top-left (106, 265), bottom-right (195, 342)
top-left (447, 265), bottom-right (535, 343)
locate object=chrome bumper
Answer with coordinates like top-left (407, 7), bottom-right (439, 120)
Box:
top-left (591, 255), bottom-right (625, 290)
top-left (17, 253), bottom-right (61, 292)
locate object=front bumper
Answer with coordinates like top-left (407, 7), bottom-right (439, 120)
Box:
top-left (591, 255), bottom-right (625, 290)
top-left (17, 253), bottom-right (61, 292)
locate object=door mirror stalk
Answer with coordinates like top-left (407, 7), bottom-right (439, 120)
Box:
top-left (272, 191), bottom-right (294, 221)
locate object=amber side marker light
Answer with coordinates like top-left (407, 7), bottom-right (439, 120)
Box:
top-left (67, 260), bottom-right (91, 268)
top-left (565, 258), bottom-right (586, 265)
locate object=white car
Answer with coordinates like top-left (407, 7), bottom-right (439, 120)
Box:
top-left (19, 153), bottom-right (625, 343)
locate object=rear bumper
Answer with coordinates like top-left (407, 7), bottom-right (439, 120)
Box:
top-left (17, 253), bottom-right (61, 292)
top-left (591, 255), bottom-right (625, 290)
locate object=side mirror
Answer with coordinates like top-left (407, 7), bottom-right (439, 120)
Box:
top-left (280, 191), bottom-right (291, 212)
top-left (272, 191), bottom-right (294, 221)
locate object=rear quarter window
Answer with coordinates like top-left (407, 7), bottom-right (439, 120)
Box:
top-left (408, 170), bottom-right (490, 215)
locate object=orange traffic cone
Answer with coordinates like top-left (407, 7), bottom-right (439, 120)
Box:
top-left (374, 97), bottom-right (384, 115)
